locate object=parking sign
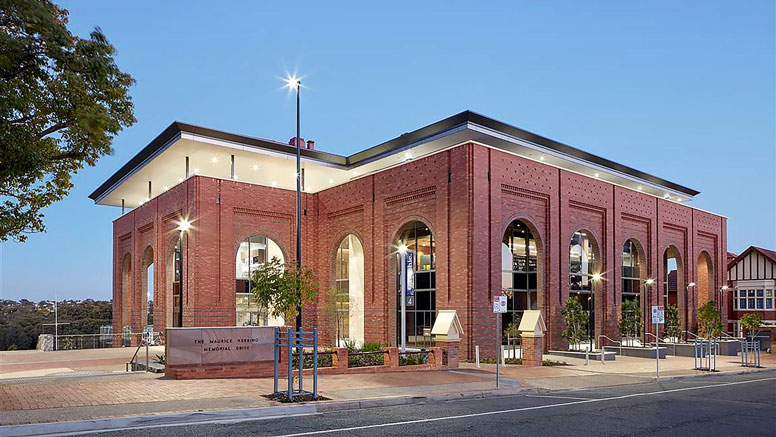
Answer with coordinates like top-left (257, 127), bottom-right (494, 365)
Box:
top-left (651, 305), bottom-right (664, 324)
top-left (493, 295), bottom-right (507, 313)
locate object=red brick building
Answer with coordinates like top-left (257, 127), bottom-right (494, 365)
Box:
top-left (90, 111), bottom-right (727, 358)
top-left (726, 246), bottom-right (776, 344)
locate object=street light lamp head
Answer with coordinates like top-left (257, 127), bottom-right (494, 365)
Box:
top-left (178, 219), bottom-right (191, 232)
top-left (284, 75), bottom-right (301, 91)
top-left (720, 285), bottom-right (729, 291)
top-left (687, 282), bottom-right (696, 288)
top-left (397, 244), bottom-right (408, 254)
top-left (645, 278), bottom-right (655, 285)
top-left (591, 273), bottom-right (603, 282)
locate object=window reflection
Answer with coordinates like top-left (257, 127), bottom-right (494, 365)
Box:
top-left (235, 236), bottom-right (284, 326)
top-left (396, 222), bottom-right (435, 347)
top-left (501, 220), bottom-right (538, 338)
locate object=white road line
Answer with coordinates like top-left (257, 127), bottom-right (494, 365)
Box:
top-left (276, 377), bottom-right (776, 437)
top-left (525, 394), bottom-right (591, 401)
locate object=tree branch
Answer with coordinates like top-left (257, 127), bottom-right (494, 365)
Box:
top-left (36, 121), bottom-right (71, 139)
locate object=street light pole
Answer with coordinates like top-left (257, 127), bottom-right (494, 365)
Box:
top-left (718, 285), bottom-right (729, 329)
top-left (294, 79), bottom-right (302, 331)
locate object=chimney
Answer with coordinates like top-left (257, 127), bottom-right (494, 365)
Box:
top-left (288, 137), bottom-right (305, 148)
top-left (306, 140), bottom-right (315, 150)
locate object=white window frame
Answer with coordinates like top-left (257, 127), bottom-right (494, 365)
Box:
top-left (734, 287), bottom-right (774, 311)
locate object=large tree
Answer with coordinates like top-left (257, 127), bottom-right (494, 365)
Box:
top-left (0, 0), bottom-right (135, 241)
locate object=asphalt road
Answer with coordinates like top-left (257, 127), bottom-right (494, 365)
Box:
top-left (99, 373), bottom-right (776, 437)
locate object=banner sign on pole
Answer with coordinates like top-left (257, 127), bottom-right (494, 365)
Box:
top-left (651, 305), bottom-right (665, 324)
top-left (405, 252), bottom-right (415, 297)
top-left (493, 295), bottom-right (507, 313)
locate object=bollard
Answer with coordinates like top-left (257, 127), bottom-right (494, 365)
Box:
top-left (501, 345), bottom-right (506, 366)
top-left (585, 348), bottom-right (589, 365)
top-left (475, 345), bottom-right (480, 368)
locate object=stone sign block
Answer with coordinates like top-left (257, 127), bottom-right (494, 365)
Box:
top-left (166, 326), bottom-right (275, 367)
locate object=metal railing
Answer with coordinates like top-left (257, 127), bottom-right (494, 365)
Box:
top-left (54, 331), bottom-right (163, 350)
top-left (597, 335), bottom-right (622, 363)
top-left (694, 338), bottom-right (718, 371)
top-left (681, 330), bottom-right (699, 342)
top-left (741, 340), bottom-right (762, 368)
top-left (126, 331), bottom-right (161, 372)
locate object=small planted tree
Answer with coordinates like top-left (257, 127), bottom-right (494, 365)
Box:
top-left (561, 297), bottom-right (588, 351)
top-left (321, 286), bottom-right (348, 347)
top-left (619, 300), bottom-right (641, 346)
top-left (697, 301), bottom-right (722, 339)
top-left (740, 312), bottom-right (764, 342)
top-left (664, 304), bottom-right (681, 342)
top-left (250, 257), bottom-right (318, 327)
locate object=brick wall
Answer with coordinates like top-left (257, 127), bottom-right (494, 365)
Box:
top-left (113, 143), bottom-right (726, 359)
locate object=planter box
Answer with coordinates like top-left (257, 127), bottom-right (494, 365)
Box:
top-left (603, 346), bottom-right (667, 359)
top-left (548, 350), bottom-right (616, 361)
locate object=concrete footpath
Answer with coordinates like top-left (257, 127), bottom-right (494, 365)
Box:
top-left (1, 349), bottom-right (773, 435)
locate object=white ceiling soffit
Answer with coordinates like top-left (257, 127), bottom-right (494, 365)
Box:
top-left (97, 123), bottom-right (695, 209)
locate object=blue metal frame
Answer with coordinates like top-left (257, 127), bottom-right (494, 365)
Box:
top-left (273, 327), bottom-right (318, 400)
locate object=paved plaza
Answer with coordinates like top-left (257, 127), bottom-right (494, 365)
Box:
top-left (1, 347), bottom-right (773, 428)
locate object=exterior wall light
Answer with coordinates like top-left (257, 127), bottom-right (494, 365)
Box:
top-left (178, 219), bottom-right (191, 232)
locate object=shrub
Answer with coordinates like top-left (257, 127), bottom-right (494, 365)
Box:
top-left (399, 352), bottom-right (428, 366)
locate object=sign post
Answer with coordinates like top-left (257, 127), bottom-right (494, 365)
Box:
top-left (492, 294), bottom-right (507, 388)
top-left (651, 305), bottom-right (664, 379)
top-left (400, 252), bottom-right (415, 353)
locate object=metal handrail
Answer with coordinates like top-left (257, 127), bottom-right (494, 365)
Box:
top-left (682, 330), bottom-right (699, 342)
top-left (127, 343), bottom-right (142, 371)
top-left (598, 334), bottom-right (622, 363)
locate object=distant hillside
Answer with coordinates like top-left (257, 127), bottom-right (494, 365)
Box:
top-left (0, 299), bottom-right (112, 351)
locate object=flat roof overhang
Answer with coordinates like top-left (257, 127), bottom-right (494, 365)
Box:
top-left (90, 111), bottom-right (700, 208)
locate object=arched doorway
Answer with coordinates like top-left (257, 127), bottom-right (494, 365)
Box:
top-left (235, 235), bottom-right (285, 326)
top-left (333, 234), bottom-right (365, 346)
top-left (621, 239), bottom-right (645, 345)
top-left (697, 251), bottom-right (714, 307)
top-left (663, 246), bottom-right (684, 329)
top-left (395, 221), bottom-right (435, 347)
top-left (569, 230), bottom-right (601, 350)
top-left (501, 220), bottom-right (540, 347)
top-left (121, 254), bottom-right (132, 329)
top-left (140, 246), bottom-right (154, 332)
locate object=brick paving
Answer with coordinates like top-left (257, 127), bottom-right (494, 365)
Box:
top-left (1, 350), bottom-right (772, 426)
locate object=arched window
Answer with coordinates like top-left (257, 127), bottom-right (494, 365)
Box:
top-left (501, 220), bottom-right (538, 335)
top-left (663, 247), bottom-right (681, 306)
top-left (235, 235), bottom-right (284, 326)
top-left (622, 240), bottom-right (641, 304)
top-left (396, 221), bottom-right (435, 347)
top-left (172, 238), bottom-right (182, 327)
top-left (569, 230), bottom-right (598, 349)
top-left (621, 240), bottom-right (642, 344)
top-left (121, 254), bottom-right (132, 329)
top-left (140, 246), bottom-right (154, 332)
top-left (334, 235), bottom-right (365, 346)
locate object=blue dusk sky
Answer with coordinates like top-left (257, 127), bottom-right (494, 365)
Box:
top-left (1, 1), bottom-right (774, 301)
